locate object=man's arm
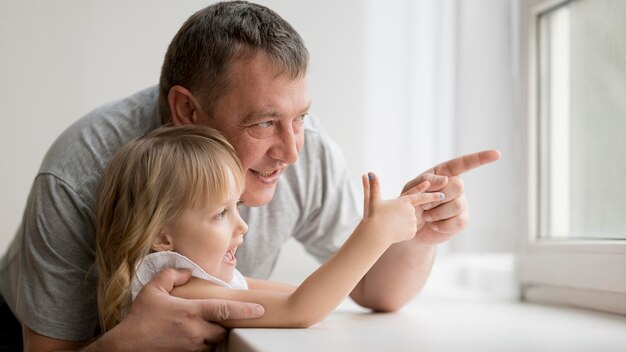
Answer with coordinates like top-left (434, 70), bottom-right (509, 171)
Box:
top-left (23, 269), bottom-right (264, 352)
top-left (350, 150), bottom-right (501, 311)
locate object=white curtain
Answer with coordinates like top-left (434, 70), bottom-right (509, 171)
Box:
top-left (362, 0), bottom-right (457, 198)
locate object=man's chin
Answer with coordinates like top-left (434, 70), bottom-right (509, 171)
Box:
top-left (241, 187), bottom-right (276, 207)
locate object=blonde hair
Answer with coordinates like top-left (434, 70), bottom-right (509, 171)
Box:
top-left (95, 125), bottom-right (245, 333)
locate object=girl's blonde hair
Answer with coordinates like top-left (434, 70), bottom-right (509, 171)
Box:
top-left (95, 125), bottom-right (245, 333)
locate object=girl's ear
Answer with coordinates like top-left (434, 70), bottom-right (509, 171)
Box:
top-left (151, 232), bottom-right (174, 252)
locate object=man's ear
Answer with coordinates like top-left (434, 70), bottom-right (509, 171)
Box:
top-left (151, 232), bottom-right (174, 252)
top-left (168, 85), bottom-right (203, 126)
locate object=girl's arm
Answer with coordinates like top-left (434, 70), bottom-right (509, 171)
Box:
top-left (245, 277), bottom-right (296, 293)
top-left (172, 175), bottom-right (442, 328)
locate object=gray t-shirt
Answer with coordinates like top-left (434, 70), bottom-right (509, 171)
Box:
top-left (0, 86), bottom-right (360, 341)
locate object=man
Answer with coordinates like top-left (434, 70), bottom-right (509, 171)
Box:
top-left (0, 1), bottom-right (499, 351)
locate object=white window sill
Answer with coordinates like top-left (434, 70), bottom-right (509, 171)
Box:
top-left (231, 254), bottom-right (626, 351)
top-left (230, 289), bottom-right (626, 352)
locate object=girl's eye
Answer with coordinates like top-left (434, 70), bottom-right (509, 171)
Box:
top-left (216, 209), bottom-right (228, 219)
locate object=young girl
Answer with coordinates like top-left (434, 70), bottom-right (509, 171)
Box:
top-left (96, 125), bottom-right (444, 332)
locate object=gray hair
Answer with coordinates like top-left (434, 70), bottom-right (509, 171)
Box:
top-left (158, 1), bottom-right (309, 122)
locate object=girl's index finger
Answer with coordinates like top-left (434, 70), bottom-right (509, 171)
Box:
top-left (362, 174), bottom-right (371, 218)
top-left (367, 172), bottom-right (381, 202)
top-left (404, 180), bottom-right (431, 195)
top-left (406, 191), bottom-right (446, 207)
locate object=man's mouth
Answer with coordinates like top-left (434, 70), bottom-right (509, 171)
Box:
top-left (249, 168), bottom-right (283, 183)
top-left (255, 170), bottom-right (276, 177)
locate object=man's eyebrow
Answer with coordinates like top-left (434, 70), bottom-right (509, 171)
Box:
top-left (300, 101), bottom-right (312, 115)
top-left (240, 101), bottom-right (312, 125)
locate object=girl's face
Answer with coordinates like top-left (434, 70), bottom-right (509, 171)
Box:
top-left (162, 171), bottom-right (248, 283)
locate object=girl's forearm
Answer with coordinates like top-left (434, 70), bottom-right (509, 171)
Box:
top-left (286, 221), bottom-right (391, 326)
top-left (172, 221), bottom-right (393, 328)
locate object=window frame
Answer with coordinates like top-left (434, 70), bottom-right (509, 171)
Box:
top-left (519, 0), bottom-right (626, 316)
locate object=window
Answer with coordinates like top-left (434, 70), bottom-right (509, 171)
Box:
top-left (520, 0), bottom-right (626, 315)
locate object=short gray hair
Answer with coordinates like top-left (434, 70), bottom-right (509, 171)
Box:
top-left (158, 1), bottom-right (309, 122)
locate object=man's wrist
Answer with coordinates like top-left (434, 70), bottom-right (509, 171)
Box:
top-left (408, 237), bottom-right (437, 253)
top-left (82, 325), bottom-right (128, 352)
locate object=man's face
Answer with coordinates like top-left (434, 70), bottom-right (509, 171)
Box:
top-left (202, 53), bottom-right (310, 207)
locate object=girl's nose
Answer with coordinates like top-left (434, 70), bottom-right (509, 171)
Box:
top-left (237, 213), bottom-right (249, 235)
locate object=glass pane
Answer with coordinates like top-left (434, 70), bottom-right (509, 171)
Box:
top-left (538, 0), bottom-right (626, 240)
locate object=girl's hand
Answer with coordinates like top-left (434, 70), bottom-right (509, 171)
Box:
top-left (361, 173), bottom-right (445, 244)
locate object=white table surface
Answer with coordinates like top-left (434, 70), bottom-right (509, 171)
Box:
top-left (228, 290), bottom-right (626, 352)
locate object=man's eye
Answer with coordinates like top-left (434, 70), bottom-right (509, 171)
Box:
top-left (257, 121), bottom-right (274, 128)
top-left (296, 112), bottom-right (309, 121)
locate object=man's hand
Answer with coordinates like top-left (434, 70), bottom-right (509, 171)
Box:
top-left (402, 149), bottom-right (501, 245)
top-left (350, 150), bottom-right (500, 311)
top-left (100, 269), bottom-right (264, 352)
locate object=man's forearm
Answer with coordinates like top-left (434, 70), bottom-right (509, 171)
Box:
top-left (350, 240), bottom-right (436, 311)
top-left (79, 325), bottom-right (129, 352)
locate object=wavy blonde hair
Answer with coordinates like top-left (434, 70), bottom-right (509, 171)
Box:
top-left (95, 125), bottom-right (245, 333)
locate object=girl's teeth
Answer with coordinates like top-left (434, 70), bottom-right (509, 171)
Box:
top-left (224, 250), bottom-right (234, 260)
top-left (258, 171), bottom-right (273, 177)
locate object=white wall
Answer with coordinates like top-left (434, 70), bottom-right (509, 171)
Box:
top-left (0, 0), bottom-right (520, 285)
top-left (450, 0), bottom-right (523, 253)
top-left (0, 0), bottom-right (209, 250)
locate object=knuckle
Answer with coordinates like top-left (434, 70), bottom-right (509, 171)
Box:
top-left (160, 267), bottom-right (178, 277)
top-left (189, 328), bottom-right (205, 345)
top-left (455, 213), bottom-right (469, 228)
top-left (456, 197), bottom-right (468, 212)
top-left (215, 302), bottom-right (230, 321)
top-left (202, 324), bottom-right (227, 345)
top-left (452, 176), bottom-right (464, 193)
top-left (182, 306), bottom-right (199, 321)
top-left (451, 198), bottom-right (463, 213)
top-left (154, 267), bottom-right (178, 283)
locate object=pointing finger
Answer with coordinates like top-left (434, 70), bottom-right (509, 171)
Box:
top-left (431, 149), bottom-right (501, 177)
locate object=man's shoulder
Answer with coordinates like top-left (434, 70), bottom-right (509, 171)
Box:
top-left (39, 86), bottom-right (162, 207)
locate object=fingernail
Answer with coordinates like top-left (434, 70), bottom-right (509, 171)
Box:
top-left (254, 304), bottom-right (265, 317)
top-left (430, 223), bottom-right (439, 232)
top-left (423, 214), bottom-right (433, 222)
top-left (368, 173), bottom-right (375, 181)
top-left (439, 193), bottom-right (445, 200)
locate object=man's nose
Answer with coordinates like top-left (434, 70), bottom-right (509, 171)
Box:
top-left (269, 124), bottom-right (299, 164)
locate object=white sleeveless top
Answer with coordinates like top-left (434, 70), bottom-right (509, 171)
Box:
top-left (131, 251), bottom-right (248, 300)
